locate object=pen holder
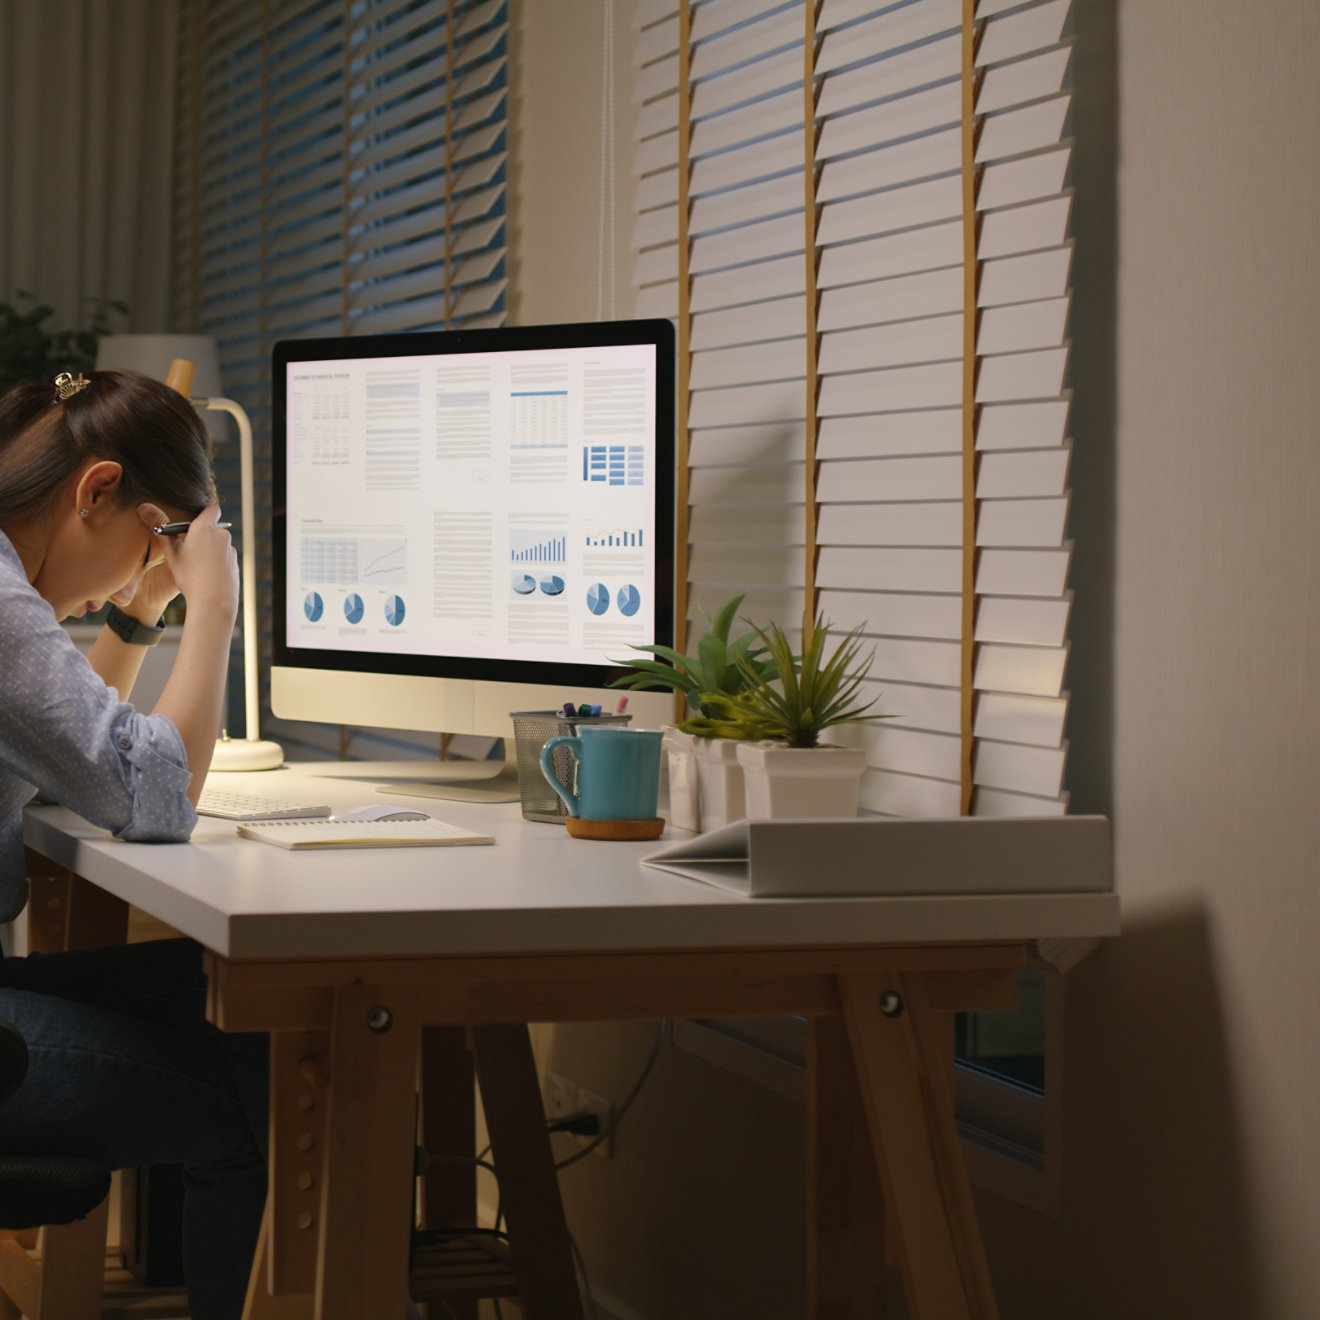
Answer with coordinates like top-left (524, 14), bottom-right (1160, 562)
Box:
top-left (509, 710), bottom-right (631, 823)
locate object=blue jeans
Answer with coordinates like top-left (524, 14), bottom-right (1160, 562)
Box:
top-left (0, 938), bottom-right (267, 1320)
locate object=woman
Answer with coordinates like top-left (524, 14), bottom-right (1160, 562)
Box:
top-left (0, 369), bottom-right (265, 1320)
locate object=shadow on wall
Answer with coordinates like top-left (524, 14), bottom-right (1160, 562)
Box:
top-left (1062, 901), bottom-right (1267, 1318)
top-left (1063, 0), bottom-right (1119, 820)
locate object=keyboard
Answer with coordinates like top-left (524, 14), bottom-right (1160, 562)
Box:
top-left (196, 788), bottom-right (333, 822)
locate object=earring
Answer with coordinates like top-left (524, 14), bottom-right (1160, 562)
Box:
top-left (79, 507), bottom-right (89, 518)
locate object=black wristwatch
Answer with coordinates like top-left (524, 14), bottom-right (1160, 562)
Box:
top-left (104, 603), bottom-right (166, 647)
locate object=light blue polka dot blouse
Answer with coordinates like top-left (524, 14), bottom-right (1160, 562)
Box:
top-left (0, 532), bottom-right (196, 922)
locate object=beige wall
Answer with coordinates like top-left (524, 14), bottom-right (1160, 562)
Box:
top-left (1030, 1), bottom-right (1320, 1316)
top-left (507, 0), bottom-right (637, 326)
top-left (508, 1), bottom-right (1320, 1316)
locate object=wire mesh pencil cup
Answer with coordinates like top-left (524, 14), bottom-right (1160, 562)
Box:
top-left (509, 709), bottom-right (632, 823)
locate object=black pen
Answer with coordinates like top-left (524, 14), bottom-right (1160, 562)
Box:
top-left (152, 521), bottom-right (233, 536)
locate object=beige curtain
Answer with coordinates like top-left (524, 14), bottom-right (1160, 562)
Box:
top-left (0, 0), bottom-right (177, 332)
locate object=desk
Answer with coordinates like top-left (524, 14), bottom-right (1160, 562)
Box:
top-left (22, 765), bottom-right (1118, 1320)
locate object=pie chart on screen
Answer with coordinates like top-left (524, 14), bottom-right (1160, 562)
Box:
top-left (385, 595), bottom-right (406, 626)
top-left (304, 591), bottom-right (323, 622)
top-left (343, 593), bottom-right (364, 624)
top-left (586, 582), bottom-right (610, 615)
top-left (540, 575), bottom-right (565, 596)
top-left (617, 584), bottom-right (641, 617)
top-left (512, 573), bottom-right (536, 595)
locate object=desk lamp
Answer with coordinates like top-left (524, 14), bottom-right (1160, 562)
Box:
top-left (94, 335), bottom-right (283, 771)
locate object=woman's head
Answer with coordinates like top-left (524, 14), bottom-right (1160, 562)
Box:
top-left (0, 371), bottom-right (219, 618)
top-left (0, 370), bottom-right (216, 525)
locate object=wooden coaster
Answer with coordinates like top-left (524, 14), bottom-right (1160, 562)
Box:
top-left (564, 816), bottom-right (665, 841)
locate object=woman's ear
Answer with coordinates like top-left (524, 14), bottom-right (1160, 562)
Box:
top-left (72, 460), bottom-right (125, 517)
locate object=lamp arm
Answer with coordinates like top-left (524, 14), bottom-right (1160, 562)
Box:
top-left (198, 396), bottom-right (261, 748)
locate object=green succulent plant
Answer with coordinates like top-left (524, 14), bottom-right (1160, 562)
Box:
top-left (610, 593), bottom-right (777, 727)
top-left (691, 615), bottom-right (891, 748)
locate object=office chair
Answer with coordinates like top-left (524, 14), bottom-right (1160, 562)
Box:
top-left (0, 1014), bottom-right (114, 1319)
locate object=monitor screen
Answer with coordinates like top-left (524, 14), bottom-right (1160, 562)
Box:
top-left (269, 319), bottom-right (676, 751)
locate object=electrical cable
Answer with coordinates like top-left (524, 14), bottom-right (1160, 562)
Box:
top-left (418, 1149), bottom-right (499, 1181)
top-left (547, 1111), bottom-right (602, 1138)
top-left (412, 1225), bottom-right (513, 1317)
top-left (421, 1016), bottom-right (665, 1314)
top-left (412, 1224), bottom-right (510, 1252)
top-left (554, 1018), bottom-right (666, 1170)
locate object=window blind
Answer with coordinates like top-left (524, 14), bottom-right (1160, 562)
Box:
top-left (173, 0), bottom-right (508, 745)
top-left (633, 0), bottom-right (809, 640)
top-left (631, 0), bottom-right (1075, 817)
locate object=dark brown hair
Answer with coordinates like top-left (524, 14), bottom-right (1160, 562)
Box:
top-left (0, 370), bottom-right (217, 527)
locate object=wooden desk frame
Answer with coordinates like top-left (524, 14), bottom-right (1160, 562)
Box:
top-left (208, 941), bottom-right (1024, 1320)
top-left (21, 779), bottom-right (1115, 1320)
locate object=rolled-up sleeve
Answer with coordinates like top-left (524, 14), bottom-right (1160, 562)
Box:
top-left (0, 536), bottom-right (197, 850)
top-left (107, 708), bottom-right (198, 841)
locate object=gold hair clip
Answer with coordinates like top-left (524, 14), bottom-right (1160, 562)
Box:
top-left (54, 372), bottom-right (90, 401)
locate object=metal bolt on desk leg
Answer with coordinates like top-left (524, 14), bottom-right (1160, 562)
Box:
top-left (366, 1006), bottom-right (393, 1033)
top-left (878, 990), bottom-right (904, 1018)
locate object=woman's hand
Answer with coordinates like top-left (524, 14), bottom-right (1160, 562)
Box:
top-left (122, 551), bottom-right (181, 625)
top-left (138, 503), bottom-right (239, 622)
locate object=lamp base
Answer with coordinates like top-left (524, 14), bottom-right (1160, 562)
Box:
top-left (210, 737), bottom-right (285, 772)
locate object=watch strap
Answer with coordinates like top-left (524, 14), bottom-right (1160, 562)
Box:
top-left (104, 603), bottom-right (165, 647)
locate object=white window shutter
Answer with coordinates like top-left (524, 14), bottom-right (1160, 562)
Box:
top-left (631, 0), bottom-right (1077, 817)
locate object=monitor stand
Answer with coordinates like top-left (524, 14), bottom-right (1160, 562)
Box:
top-left (297, 755), bottom-right (523, 804)
top-left (378, 760), bottom-right (522, 804)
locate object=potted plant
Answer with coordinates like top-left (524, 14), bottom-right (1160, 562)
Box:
top-left (610, 594), bottom-right (775, 832)
top-left (0, 292), bottom-right (127, 396)
top-left (698, 615), bottom-right (890, 820)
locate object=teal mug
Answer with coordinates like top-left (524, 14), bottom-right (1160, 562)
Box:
top-left (539, 726), bottom-right (664, 821)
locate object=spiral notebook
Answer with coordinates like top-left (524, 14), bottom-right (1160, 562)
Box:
top-left (236, 818), bottom-right (494, 850)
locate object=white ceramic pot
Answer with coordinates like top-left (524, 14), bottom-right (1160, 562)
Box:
top-left (661, 726), bottom-right (701, 832)
top-left (661, 728), bottom-right (748, 833)
top-left (734, 742), bottom-right (867, 820)
top-left (692, 735), bottom-right (746, 833)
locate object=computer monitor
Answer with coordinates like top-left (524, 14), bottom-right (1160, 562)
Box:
top-left (269, 318), bottom-right (677, 800)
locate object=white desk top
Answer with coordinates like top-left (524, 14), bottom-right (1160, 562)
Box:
top-left (22, 763), bottom-right (1120, 962)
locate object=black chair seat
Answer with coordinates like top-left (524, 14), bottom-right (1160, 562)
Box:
top-left (0, 1156), bottom-right (112, 1230)
top-left (1, 1017), bottom-right (113, 1230)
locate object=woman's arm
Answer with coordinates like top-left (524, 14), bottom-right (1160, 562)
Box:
top-left (141, 505), bottom-right (239, 802)
top-left (84, 609), bottom-right (158, 701)
top-left (0, 542), bottom-right (197, 840)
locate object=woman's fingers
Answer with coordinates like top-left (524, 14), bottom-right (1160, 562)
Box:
top-left (138, 502), bottom-right (168, 532)
top-left (159, 505), bottom-right (240, 617)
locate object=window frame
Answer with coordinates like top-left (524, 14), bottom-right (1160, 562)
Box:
top-left (670, 960), bottom-right (1066, 1219)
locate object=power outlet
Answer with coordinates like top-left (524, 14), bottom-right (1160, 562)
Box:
top-left (543, 1071), bottom-right (614, 1158)
top-left (575, 1086), bottom-right (614, 1157)
top-left (545, 1070), bottom-right (578, 1122)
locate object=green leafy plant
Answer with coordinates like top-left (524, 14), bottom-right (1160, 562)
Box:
top-left (610, 593), bottom-right (777, 729)
top-left (0, 292), bottom-right (128, 396)
top-left (692, 616), bottom-right (891, 748)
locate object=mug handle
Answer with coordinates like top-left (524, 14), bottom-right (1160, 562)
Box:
top-left (539, 735), bottom-right (582, 817)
